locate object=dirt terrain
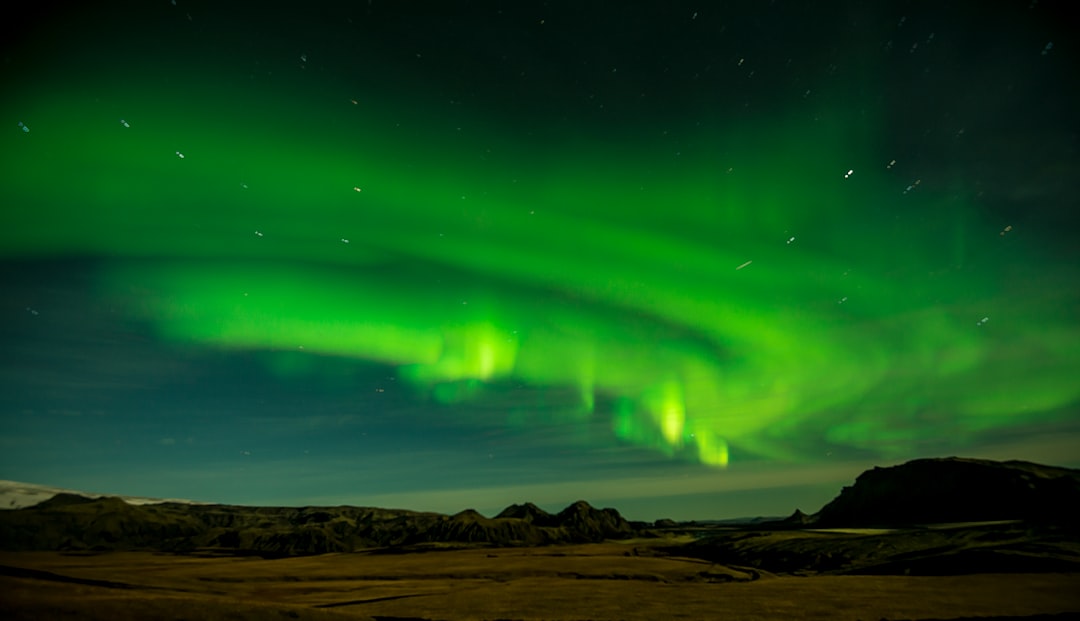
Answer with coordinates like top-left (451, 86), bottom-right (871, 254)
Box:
top-left (3, 539), bottom-right (1078, 621)
top-left (3, 458), bottom-right (1078, 619)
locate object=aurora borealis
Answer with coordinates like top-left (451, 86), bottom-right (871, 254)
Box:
top-left (2, 1), bottom-right (1078, 519)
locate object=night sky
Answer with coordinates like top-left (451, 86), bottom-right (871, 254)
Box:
top-left (2, 1), bottom-right (1078, 521)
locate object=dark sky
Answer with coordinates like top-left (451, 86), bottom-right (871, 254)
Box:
top-left (1, 1), bottom-right (1077, 520)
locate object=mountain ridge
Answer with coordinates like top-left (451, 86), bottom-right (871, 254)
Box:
top-left (4, 457), bottom-right (1078, 557)
top-left (0, 494), bottom-right (635, 555)
top-left (0, 480), bottom-right (212, 510)
top-left (812, 456), bottom-right (1080, 527)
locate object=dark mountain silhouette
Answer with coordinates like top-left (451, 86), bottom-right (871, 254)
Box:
top-left (781, 509), bottom-right (812, 526)
top-left (495, 502), bottom-right (557, 526)
top-left (813, 457), bottom-right (1080, 527)
top-left (555, 500), bottom-right (635, 542)
top-left (742, 508), bottom-right (814, 530)
top-left (418, 509), bottom-right (557, 546)
top-left (0, 496), bottom-right (635, 556)
top-left (4, 457), bottom-right (1078, 565)
top-left (0, 496), bottom-right (204, 551)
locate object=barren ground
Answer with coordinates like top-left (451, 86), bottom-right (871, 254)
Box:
top-left (2, 540), bottom-right (1078, 620)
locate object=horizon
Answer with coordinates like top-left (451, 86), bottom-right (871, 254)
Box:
top-left (5, 448), bottom-right (1078, 522)
top-left (2, 3), bottom-right (1078, 524)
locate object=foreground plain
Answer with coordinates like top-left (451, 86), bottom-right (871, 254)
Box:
top-left (3, 541), bottom-right (1079, 621)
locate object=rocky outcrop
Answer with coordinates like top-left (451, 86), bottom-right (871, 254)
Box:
top-left (0, 496), bottom-right (637, 555)
top-left (417, 509), bottom-right (557, 546)
top-left (495, 502), bottom-right (558, 526)
top-left (814, 457), bottom-right (1080, 527)
top-left (0, 496), bottom-right (204, 551)
top-left (781, 509), bottom-right (813, 526)
top-left (555, 500), bottom-right (635, 542)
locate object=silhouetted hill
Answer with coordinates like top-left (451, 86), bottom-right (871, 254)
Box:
top-left (419, 508), bottom-right (557, 546)
top-left (556, 500), bottom-right (635, 541)
top-left (495, 502), bottom-right (557, 526)
top-left (782, 509), bottom-right (812, 526)
top-left (0, 496), bottom-right (637, 556)
top-left (6, 457), bottom-right (1077, 564)
top-left (814, 457), bottom-right (1080, 527)
top-left (0, 496), bottom-right (205, 551)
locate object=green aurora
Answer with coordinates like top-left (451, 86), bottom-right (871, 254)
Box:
top-left (1, 3), bottom-right (1078, 513)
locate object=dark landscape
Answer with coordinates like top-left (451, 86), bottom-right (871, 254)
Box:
top-left (2, 457), bottom-right (1079, 620)
top-left (5, 2), bottom-right (1079, 619)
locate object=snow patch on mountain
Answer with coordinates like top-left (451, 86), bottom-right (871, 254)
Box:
top-left (0, 480), bottom-right (208, 510)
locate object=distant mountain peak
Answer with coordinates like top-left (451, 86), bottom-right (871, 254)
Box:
top-left (496, 502), bottom-right (555, 524)
top-left (557, 500), bottom-right (596, 516)
top-left (783, 508), bottom-right (810, 523)
top-left (452, 508), bottom-right (485, 521)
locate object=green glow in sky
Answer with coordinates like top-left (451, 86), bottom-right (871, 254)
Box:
top-left (3, 52), bottom-right (1078, 472)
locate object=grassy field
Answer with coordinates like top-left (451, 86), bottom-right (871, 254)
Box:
top-left (2, 541), bottom-right (1079, 620)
